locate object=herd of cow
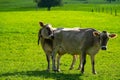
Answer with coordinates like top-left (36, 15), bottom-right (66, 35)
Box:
top-left (38, 22), bottom-right (116, 74)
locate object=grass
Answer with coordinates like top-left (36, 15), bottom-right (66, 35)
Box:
top-left (0, 11), bottom-right (120, 80)
top-left (0, 0), bottom-right (120, 80)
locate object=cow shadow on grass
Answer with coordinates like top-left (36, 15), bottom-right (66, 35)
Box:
top-left (0, 70), bottom-right (82, 80)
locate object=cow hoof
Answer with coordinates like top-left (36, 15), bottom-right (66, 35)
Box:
top-left (46, 69), bottom-right (50, 72)
top-left (81, 71), bottom-right (84, 74)
top-left (92, 71), bottom-right (97, 74)
top-left (57, 69), bottom-right (61, 72)
top-left (69, 67), bottom-right (73, 70)
top-left (77, 68), bottom-right (81, 70)
top-left (81, 72), bottom-right (84, 74)
top-left (53, 70), bottom-right (57, 72)
top-left (52, 69), bottom-right (57, 72)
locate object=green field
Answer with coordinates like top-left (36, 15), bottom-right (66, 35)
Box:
top-left (0, 0), bottom-right (120, 80)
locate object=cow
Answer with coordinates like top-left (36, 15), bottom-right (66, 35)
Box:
top-left (38, 22), bottom-right (78, 71)
top-left (39, 22), bottom-right (117, 74)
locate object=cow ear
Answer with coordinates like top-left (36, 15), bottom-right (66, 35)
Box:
top-left (93, 31), bottom-right (100, 37)
top-left (39, 22), bottom-right (44, 27)
top-left (109, 34), bottom-right (117, 38)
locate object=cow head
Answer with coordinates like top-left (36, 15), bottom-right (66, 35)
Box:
top-left (39, 22), bottom-right (54, 39)
top-left (93, 31), bottom-right (117, 50)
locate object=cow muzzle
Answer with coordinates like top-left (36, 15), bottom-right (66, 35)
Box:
top-left (101, 46), bottom-right (107, 50)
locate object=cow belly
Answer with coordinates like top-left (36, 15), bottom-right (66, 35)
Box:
top-left (59, 44), bottom-right (82, 54)
top-left (61, 39), bottom-right (82, 52)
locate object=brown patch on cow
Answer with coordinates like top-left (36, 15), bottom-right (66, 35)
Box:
top-left (93, 31), bottom-right (100, 37)
top-left (109, 34), bottom-right (117, 38)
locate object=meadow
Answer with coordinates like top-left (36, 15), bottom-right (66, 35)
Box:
top-left (0, 0), bottom-right (120, 80)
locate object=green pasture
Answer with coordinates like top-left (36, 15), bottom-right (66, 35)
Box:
top-left (0, 11), bottom-right (120, 80)
top-left (0, 0), bottom-right (120, 80)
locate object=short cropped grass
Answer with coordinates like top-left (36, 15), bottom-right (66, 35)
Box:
top-left (0, 11), bottom-right (120, 80)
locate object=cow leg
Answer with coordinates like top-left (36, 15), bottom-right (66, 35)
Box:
top-left (69, 55), bottom-right (77, 70)
top-left (80, 52), bottom-right (86, 74)
top-left (52, 50), bottom-right (57, 71)
top-left (57, 54), bottom-right (62, 72)
top-left (90, 55), bottom-right (97, 74)
top-left (77, 55), bottom-right (81, 70)
top-left (46, 54), bottom-right (50, 71)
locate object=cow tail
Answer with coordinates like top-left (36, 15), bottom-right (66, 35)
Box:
top-left (38, 35), bottom-right (40, 45)
top-left (38, 29), bottom-right (41, 45)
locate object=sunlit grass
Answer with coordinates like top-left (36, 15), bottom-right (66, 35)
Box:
top-left (0, 11), bottom-right (120, 79)
top-left (0, 0), bottom-right (120, 79)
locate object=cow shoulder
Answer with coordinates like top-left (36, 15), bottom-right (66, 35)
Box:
top-left (81, 29), bottom-right (97, 50)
